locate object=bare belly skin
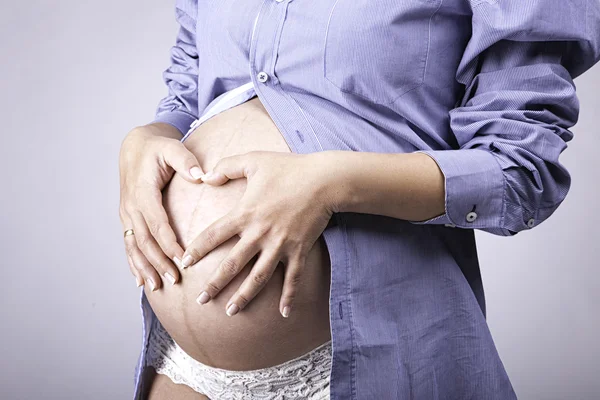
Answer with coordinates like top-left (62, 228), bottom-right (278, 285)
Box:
top-left (145, 97), bottom-right (333, 376)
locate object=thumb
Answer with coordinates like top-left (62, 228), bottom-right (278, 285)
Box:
top-left (163, 140), bottom-right (204, 183)
top-left (201, 153), bottom-right (253, 186)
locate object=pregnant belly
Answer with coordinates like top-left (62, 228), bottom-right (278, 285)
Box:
top-left (145, 97), bottom-right (332, 371)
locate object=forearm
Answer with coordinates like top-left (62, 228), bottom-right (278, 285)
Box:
top-left (318, 150), bottom-right (446, 222)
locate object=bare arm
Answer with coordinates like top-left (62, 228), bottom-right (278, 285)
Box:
top-left (317, 151), bottom-right (445, 223)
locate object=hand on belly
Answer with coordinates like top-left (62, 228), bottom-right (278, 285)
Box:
top-left (145, 98), bottom-right (333, 371)
top-left (181, 149), bottom-right (337, 317)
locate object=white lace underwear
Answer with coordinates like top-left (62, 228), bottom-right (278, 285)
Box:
top-left (145, 317), bottom-right (332, 399)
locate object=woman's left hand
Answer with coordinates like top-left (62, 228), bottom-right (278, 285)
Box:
top-left (180, 150), bottom-right (338, 318)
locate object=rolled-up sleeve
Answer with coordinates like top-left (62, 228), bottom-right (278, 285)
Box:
top-left (150, 0), bottom-right (199, 135)
top-left (410, 0), bottom-right (600, 236)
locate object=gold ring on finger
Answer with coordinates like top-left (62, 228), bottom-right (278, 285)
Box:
top-left (124, 229), bottom-right (135, 238)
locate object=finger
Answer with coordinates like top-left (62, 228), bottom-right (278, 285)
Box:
top-left (162, 139), bottom-right (205, 182)
top-left (140, 187), bottom-right (185, 270)
top-left (121, 211), bottom-right (145, 287)
top-left (127, 254), bottom-right (144, 288)
top-left (224, 248), bottom-right (282, 317)
top-left (181, 211), bottom-right (242, 268)
top-left (131, 210), bottom-right (179, 287)
top-left (124, 232), bottom-right (160, 292)
top-left (279, 252), bottom-right (306, 318)
top-left (195, 235), bottom-right (261, 305)
top-left (200, 152), bottom-right (256, 186)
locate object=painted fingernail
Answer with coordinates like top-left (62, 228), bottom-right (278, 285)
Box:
top-left (164, 272), bottom-right (176, 286)
top-left (173, 257), bottom-right (183, 269)
top-left (226, 303), bottom-right (240, 317)
top-left (190, 166), bottom-right (203, 180)
top-left (282, 306), bottom-right (291, 318)
top-left (136, 276), bottom-right (144, 287)
top-left (147, 278), bottom-right (157, 292)
top-left (182, 255), bottom-right (194, 268)
top-left (196, 291), bottom-right (210, 305)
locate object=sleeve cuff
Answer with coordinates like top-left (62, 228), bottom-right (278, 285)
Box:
top-left (408, 148), bottom-right (506, 230)
top-left (150, 110), bottom-right (197, 136)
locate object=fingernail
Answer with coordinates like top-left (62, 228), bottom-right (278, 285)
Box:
top-left (282, 306), bottom-right (291, 318)
top-left (173, 257), bottom-right (183, 270)
top-left (136, 276), bottom-right (144, 287)
top-left (226, 303), bottom-right (240, 316)
top-left (196, 291), bottom-right (210, 305)
top-left (182, 254), bottom-right (194, 268)
top-left (164, 272), bottom-right (176, 286)
top-left (200, 171), bottom-right (213, 181)
top-left (190, 166), bottom-right (203, 180)
top-left (147, 278), bottom-right (157, 292)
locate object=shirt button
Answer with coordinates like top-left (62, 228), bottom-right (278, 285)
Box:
top-left (275, 0), bottom-right (285, 2)
top-left (466, 211), bottom-right (478, 222)
top-left (527, 218), bottom-right (535, 228)
top-left (257, 71), bottom-right (269, 83)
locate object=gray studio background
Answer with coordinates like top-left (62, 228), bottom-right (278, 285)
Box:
top-left (0, 1), bottom-right (598, 399)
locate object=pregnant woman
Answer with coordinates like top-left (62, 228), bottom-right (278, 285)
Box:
top-left (118, 1), bottom-right (600, 399)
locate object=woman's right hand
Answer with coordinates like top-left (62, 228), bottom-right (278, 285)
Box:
top-left (119, 122), bottom-right (204, 291)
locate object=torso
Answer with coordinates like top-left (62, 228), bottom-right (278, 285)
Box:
top-left (145, 97), bottom-right (332, 371)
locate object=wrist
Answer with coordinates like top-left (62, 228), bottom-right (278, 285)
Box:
top-left (122, 123), bottom-right (183, 157)
top-left (135, 122), bottom-right (184, 140)
top-left (310, 150), bottom-right (358, 214)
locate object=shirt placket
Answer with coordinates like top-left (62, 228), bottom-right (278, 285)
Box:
top-left (248, 0), bottom-right (323, 155)
top-left (249, 2), bottom-right (355, 399)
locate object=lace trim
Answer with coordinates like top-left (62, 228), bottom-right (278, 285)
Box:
top-left (145, 317), bottom-right (332, 399)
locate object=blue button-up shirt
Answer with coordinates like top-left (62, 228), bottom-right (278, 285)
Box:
top-left (133, 1), bottom-right (600, 398)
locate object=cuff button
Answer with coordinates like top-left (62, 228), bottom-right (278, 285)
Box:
top-left (527, 218), bottom-right (535, 228)
top-left (466, 211), bottom-right (478, 222)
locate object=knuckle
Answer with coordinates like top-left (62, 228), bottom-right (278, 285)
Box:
top-left (287, 271), bottom-right (303, 287)
top-left (136, 234), bottom-right (152, 249)
top-left (251, 224), bottom-right (269, 239)
top-left (147, 189), bottom-right (163, 204)
top-left (146, 219), bottom-right (160, 235)
top-left (134, 264), bottom-right (146, 275)
top-left (141, 265), bottom-right (155, 277)
top-left (294, 252), bottom-right (308, 267)
top-left (182, 151), bottom-right (197, 166)
top-left (137, 264), bottom-right (152, 277)
top-left (252, 270), bottom-right (270, 287)
top-left (237, 293), bottom-right (250, 308)
top-left (230, 208), bottom-right (247, 226)
top-left (121, 203), bottom-right (136, 219)
top-left (219, 258), bottom-right (240, 276)
top-left (289, 237), bottom-right (307, 253)
top-left (206, 281), bottom-right (222, 294)
top-left (214, 156), bottom-right (229, 170)
top-left (163, 243), bottom-right (179, 259)
top-left (157, 261), bottom-right (171, 274)
top-left (124, 242), bottom-right (135, 256)
top-left (272, 235), bottom-right (287, 250)
top-left (119, 205), bottom-right (128, 222)
top-left (167, 138), bottom-right (183, 151)
top-left (127, 259), bottom-right (137, 272)
top-left (187, 247), bottom-right (202, 260)
top-left (205, 229), bottom-right (219, 248)
top-left (225, 213), bottom-right (242, 231)
top-left (247, 150), bottom-right (262, 161)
